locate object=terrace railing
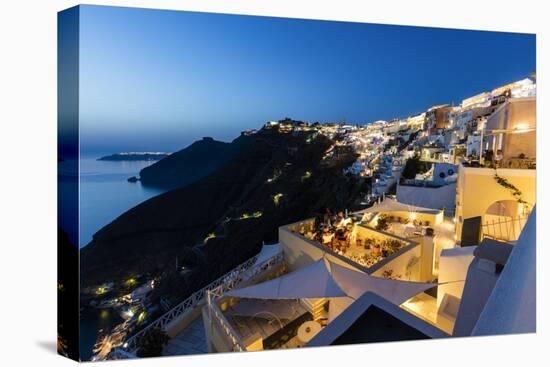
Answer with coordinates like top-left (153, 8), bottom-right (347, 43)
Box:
top-left (499, 157), bottom-right (536, 170)
top-left (117, 250), bottom-right (284, 356)
top-left (481, 215), bottom-right (529, 242)
top-left (206, 252), bottom-right (285, 352)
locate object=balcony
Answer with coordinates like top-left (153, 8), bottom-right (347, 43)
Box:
top-left (284, 217), bottom-right (417, 276)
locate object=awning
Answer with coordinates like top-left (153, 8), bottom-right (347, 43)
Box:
top-left (226, 258), bottom-right (436, 306)
top-left (226, 258), bottom-right (348, 299)
top-left (356, 197), bottom-right (440, 214)
top-left (329, 261), bottom-right (436, 304)
top-left (228, 299), bottom-right (307, 321)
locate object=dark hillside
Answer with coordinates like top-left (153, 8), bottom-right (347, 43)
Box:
top-left (81, 124), bottom-right (367, 305)
top-left (139, 136), bottom-right (246, 189)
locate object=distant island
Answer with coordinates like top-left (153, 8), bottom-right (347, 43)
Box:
top-left (97, 152), bottom-right (170, 161)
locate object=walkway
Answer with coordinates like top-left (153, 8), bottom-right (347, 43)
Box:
top-left (162, 316), bottom-right (207, 356)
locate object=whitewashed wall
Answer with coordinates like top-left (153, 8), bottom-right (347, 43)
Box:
top-left (397, 183), bottom-right (457, 215)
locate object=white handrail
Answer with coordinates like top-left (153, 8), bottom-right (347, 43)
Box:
top-left (206, 252), bottom-right (285, 352)
top-left (118, 250), bottom-right (284, 355)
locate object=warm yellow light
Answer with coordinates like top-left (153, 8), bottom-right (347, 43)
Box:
top-left (204, 233), bottom-right (216, 244)
top-left (514, 123), bottom-right (530, 131)
top-left (517, 203), bottom-right (525, 216)
top-left (137, 311), bottom-right (146, 323)
top-left (273, 193), bottom-right (284, 206)
top-left (409, 212), bottom-right (417, 220)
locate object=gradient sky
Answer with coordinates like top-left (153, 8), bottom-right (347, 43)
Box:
top-left (76, 5), bottom-right (536, 154)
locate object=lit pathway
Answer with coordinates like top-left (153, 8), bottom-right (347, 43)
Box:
top-left (162, 316), bottom-right (207, 356)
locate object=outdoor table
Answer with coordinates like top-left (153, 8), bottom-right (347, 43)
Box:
top-left (297, 320), bottom-right (322, 344)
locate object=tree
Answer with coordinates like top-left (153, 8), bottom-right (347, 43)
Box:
top-left (401, 154), bottom-right (426, 180)
top-left (136, 328), bottom-right (170, 358)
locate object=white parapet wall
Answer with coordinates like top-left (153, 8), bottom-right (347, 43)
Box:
top-left (437, 246), bottom-right (475, 308)
top-left (397, 183), bottom-right (457, 216)
top-left (435, 246), bottom-right (475, 334)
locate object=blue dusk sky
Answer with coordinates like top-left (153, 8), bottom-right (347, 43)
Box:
top-left (74, 5), bottom-right (535, 155)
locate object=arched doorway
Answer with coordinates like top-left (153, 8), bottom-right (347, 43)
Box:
top-left (482, 200), bottom-right (529, 241)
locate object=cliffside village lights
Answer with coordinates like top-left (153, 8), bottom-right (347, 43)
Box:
top-left (104, 77), bottom-right (536, 359)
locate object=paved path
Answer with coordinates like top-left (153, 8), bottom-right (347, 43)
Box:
top-left (162, 317), bottom-right (208, 356)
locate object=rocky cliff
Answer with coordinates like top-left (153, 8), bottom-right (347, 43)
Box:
top-left (139, 136), bottom-right (246, 189)
top-left (81, 124), bottom-right (367, 305)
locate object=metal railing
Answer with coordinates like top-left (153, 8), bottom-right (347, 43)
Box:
top-left (481, 215), bottom-right (528, 242)
top-left (206, 252), bottom-right (285, 352)
top-left (207, 292), bottom-right (246, 352)
top-left (499, 158), bottom-right (536, 170)
top-left (118, 250), bottom-right (284, 355)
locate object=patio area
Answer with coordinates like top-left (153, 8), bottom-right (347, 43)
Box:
top-left (385, 221), bottom-right (426, 239)
top-left (331, 229), bottom-right (407, 269)
top-left (222, 298), bottom-right (317, 350)
top-left (289, 216), bottom-right (410, 271)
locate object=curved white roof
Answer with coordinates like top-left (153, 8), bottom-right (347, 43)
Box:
top-left (356, 197), bottom-right (440, 214)
top-left (226, 258), bottom-right (436, 305)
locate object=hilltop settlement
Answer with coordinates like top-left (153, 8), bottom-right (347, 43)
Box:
top-left (73, 77), bottom-right (536, 360)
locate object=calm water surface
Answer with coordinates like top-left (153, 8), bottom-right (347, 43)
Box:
top-left (79, 156), bottom-right (165, 248)
top-left (60, 155), bottom-right (167, 360)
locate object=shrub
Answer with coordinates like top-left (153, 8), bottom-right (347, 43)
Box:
top-left (375, 215), bottom-right (390, 231)
top-left (381, 239), bottom-right (403, 254)
top-left (401, 154), bottom-right (427, 180)
top-left (136, 328), bottom-right (170, 358)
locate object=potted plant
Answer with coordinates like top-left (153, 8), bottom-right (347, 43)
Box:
top-left (363, 238), bottom-right (373, 250)
top-left (372, 243), bottom-right (381, 256)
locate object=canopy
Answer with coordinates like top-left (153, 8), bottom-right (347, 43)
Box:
top-left (228, 299), bottom-right (306, 321)
top-left (226, 258), bottom-right (348, 299)
top-left (226, 258), bottom-right (436, 306)
top-left (329, 261), bottom-right (436, 304)
top-left (357, 197), bottom-right (440, 214)
top-left (254, 243), bottom-right (283, 266)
